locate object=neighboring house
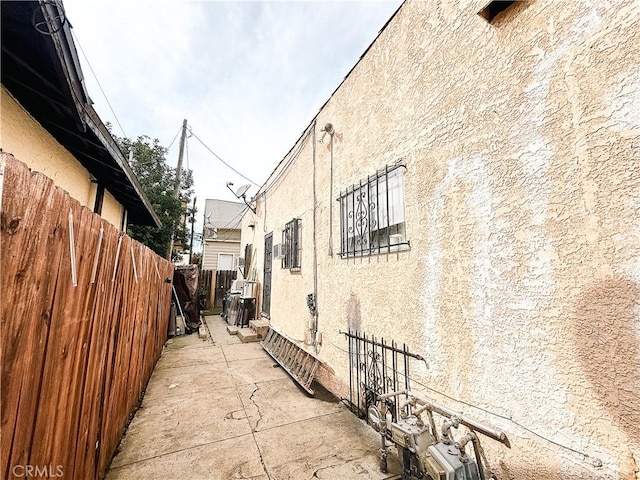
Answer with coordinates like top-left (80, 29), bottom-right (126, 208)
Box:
top-left (201, 199), bottom-right (246, 305)
top-left (1, 1), bottom-right (160, 229)
top-left (240, 1), bottom-right (640, 479)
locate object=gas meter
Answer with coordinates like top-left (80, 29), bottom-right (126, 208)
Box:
top-left (370, 390), bottom-right (510, 480)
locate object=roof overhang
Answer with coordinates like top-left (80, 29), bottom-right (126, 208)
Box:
top-left (1, 0), bottom-right (161, 227)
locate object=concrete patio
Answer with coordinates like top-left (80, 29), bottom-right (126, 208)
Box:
top-left (105, 315), bottom-right (402, 480)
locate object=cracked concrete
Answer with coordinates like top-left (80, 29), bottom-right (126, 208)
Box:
top-left (105, 316), bottom-right (402, 480)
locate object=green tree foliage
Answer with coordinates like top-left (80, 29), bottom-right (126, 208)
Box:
top-left (113, 134), bottom-right (193, 258)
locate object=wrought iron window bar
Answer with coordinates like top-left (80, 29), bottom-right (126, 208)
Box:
top-left (283, 218), bottom-right (301, 270)
top-left (337, 164), bottom-right (409, 258)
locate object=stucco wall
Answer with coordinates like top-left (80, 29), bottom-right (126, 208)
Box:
top-left (242, 134), bottom-right (316, 342)
top-left (102, 189), bottom-right (124, 229)
top-left (1, 86), bottom-right (93, 205)
top-left (241, 0), bottom-right (640, 478)
top-left (1, 86), bottom-right (126, 230)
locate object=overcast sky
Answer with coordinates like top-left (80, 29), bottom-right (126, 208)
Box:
top-left (62, 0), bottom-right (403, 249)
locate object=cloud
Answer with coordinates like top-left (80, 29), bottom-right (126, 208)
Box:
top-left (63, 0), bottom-right (402, 248)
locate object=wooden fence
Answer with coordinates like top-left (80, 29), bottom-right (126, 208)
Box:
top-left (214, 270), bottom-right (237, 311)
top-left (199, 268), bottom-right (213, 309)
top-left (0, 155), bottom-right (174, 480)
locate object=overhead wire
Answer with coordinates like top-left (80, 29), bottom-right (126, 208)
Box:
top-left (166, 124), bottom-right (182, 152)
top-left (217, 217), bottom-right (244, 242)
top-left (203, 204), bottom-right (249, 243)
top-left (189, 129), bottom-right (260, 188)
top-left (210, 208), bottom-right (248, 243)
top-left (261, 125), bottom-right (313, 197)
top-left (70, 30), bottom-right (129, 139)
top-left (185, 133), bottom-right (190, 171)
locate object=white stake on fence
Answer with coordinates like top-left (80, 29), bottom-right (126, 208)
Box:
top-left (0, 158), bottom-right (6, 215)
top-left (112, 234), bottom-right (123, 281)
top-left (91, 224), bottom-right (104, 284)
top-left (68, 210), bottom-right (77, 287)
top-left (131, 244), bottom-right (138, 284)
top-left (153, 256), bottom-right (160, 279)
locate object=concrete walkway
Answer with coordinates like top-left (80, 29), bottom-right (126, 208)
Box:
top-left (106, 316), bottom-right (401, 480)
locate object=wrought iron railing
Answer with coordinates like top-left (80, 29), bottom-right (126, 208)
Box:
top-left (342, 329), bottom-right (426, 421)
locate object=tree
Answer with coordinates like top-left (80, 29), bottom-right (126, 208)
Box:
top-left (113, 134), bottom-right (193, 258)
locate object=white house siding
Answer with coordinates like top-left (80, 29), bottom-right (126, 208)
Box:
top-left (202, 239), bottom-right (241, 272)
top-left (241, 1), bottom-right (640, 479)
top-left (202, 228), bottom-right (242, 305)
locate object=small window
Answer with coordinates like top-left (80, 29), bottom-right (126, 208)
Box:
top-left (283, 218), bottom-right (301, 270)
top-left (338, 164), bottom-right (408, 258)
top-left (217, 253), bottom-right (234, 271)
top-left (479, 0), bottom-right (516, 23)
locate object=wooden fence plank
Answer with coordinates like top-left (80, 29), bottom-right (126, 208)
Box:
top-left (1, 155), bottom-right (174, 480)
top-left (1, 159), bottom-right (67, 479)
top-left (73, 220), bottom-right (117, 479)
top-left (214, 270), bottom-right (236, 309)
top-left (28, 196), bottom-right (94, 474)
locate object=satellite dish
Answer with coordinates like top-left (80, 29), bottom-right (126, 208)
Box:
top-left (235, 184), bottom-right (251, 198)
top-left (225, 181), bottom-right (256, 214)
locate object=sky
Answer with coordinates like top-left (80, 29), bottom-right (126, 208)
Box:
top-left (62, 0), bottom-right (403, 251)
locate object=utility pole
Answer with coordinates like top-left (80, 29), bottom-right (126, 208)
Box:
top-left (167, 118), bottom-right (188, 260)
top-left (173, 118), bottom-right (188, 197)
top-left (188, 196), bottom-right (196, 264)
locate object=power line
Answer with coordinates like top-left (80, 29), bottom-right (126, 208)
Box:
top-left (185, 133), bottom-right (190, 171)
top-left (166, 124), bottom-right (182, 151)
top-left (218, 217), bottom-right (245, 242)
top-left (70, 30), bottom-right (128, 139)
top-left (261, 125), bottom-right (312, 196)
top-left (203, 206), bottom-right (248, 243)
top-left (189, 129), bottom-right (260, 187)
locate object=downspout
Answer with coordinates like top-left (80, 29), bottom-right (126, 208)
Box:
top-left (311, 121), bottom-right (319, 352)
top-left (328, 128), bottom-right (334, 257)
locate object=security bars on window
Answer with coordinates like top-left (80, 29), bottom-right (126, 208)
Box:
top-left (283, 218), bottom-right (301, 269)
top-left (338, 164), bottom-right (408, 258)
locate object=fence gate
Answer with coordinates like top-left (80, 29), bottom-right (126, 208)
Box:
top-left (342, 329), bottom-right (426, 422)
top-left (214, 270), bottom-right (236, 309)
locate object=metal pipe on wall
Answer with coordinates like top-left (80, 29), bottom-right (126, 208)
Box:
top-left (311, 120), bottom-right (319, 351)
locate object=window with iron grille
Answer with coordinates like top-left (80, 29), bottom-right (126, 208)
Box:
top-left (283, 218), bottom-right (301, 269)
top-left (338, 164), bottom-right (408, 258)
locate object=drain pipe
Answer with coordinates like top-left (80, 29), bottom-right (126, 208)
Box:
top-left (324, 123), bottom-right (335, 257)
top-left (311, 121), bottom-right (319, 351)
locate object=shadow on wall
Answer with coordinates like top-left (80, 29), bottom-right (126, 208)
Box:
top-left (347, 293), bottom-right (362, 332)
top-left (572, 276), bottom-right (640, 445)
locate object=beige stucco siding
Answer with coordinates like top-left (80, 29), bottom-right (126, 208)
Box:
top-left (241, 1), bottom-right (640, 478)
top-left (101, 189), bottom-right (124, 229)
top-left (1, 86), bottom-right (93, 206)
top-left (1, 86), bottom-right (127, 231)
top-left (242, 150), bottom-right (315, 341)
